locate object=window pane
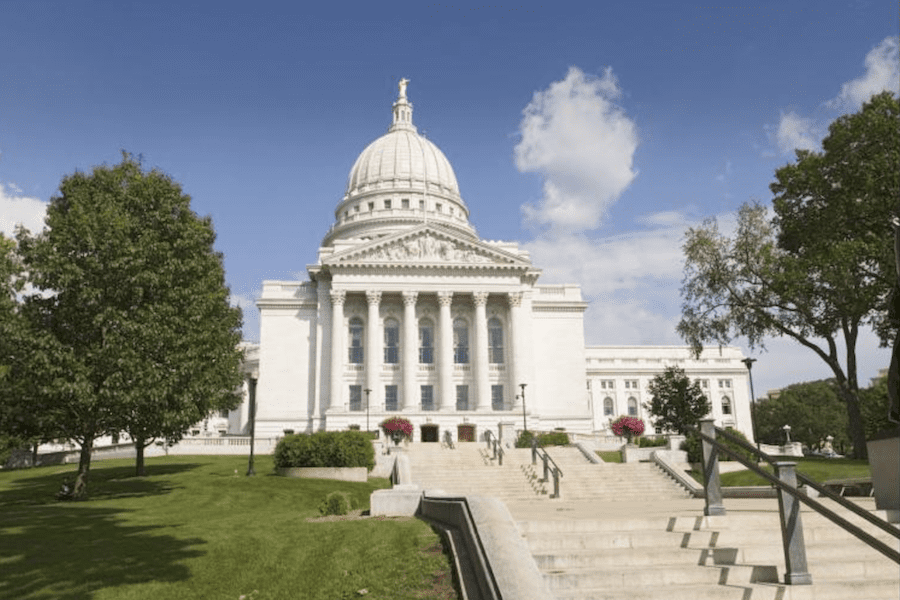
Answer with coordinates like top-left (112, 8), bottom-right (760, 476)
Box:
top-left (421, 385), bottom-right (434, 411)
top-left (627, 397), bottom-right (638, 416)
top-left (384, 318), bottom-right (399, 364)
top-left (419, 319), bottom-right (434, 364)
top-left (454, 318), bottom-right (469, 364)
top-left (456, 385), bottom-right (468, 411)
top-left (350, 385), bottom-right (362, 412)
top-left (721, 396), bottom-right (732, 415)
top-left (491, 385), bottom-right (504, 411)
top-left (603, 398), bottom-right (614, 416)
top-left (385, 386), bottom-right (398, 411)
top-left (488, 318), bottom-right (503, 364)
top-left (349, 318), bottom-right (364, 364)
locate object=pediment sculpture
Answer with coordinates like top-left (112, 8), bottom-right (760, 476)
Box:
top-left (353, 234), bottom-right (495, 264)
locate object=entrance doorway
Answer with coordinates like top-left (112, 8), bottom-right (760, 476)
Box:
top-left (457, 424), bottom-right (476, 442)
top-left (420, 424), bottom-right (439, 443)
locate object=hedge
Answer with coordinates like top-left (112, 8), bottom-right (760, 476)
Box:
top-left (274, 431), bottom-right (375, 471)
top-left (514, 430), bottom-right (570, 448)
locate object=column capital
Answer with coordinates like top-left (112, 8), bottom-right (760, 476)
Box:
top-left (507, 291), bottom-right (523, 308)
top-left (437, 291), bottom-right (454, 307)
top-left (330, 289), bottom-right (346, 305)
top-left (365, 290), bottom-right (382, 305)
top-left (473, 291), bottom-right (489, 306)
top-left (401, 291), bottom-right (418, 306)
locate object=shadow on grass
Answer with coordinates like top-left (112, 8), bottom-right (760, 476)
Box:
top-left (0, 462), bottom-right (202, 506)
top-left (0, 503), bottom-right (205, 600)
top-left (0, 462), bottom-right (207, 599)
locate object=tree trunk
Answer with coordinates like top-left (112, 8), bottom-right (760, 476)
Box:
top-left (31, 442), bottom-right (38, 467)
top-left (135, 437), bottom-right (146, 477)
top-left (73, 437), bottom-right (94, 498)
top-left (841, 387), bottom-right (869, 460)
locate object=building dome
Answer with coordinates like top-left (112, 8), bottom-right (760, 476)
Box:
top-left (324, 79), bottom-right (476, 246)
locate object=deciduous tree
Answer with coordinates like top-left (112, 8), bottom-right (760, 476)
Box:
top-left (754, 380), bottom-right (849, 453)
top-left (15, 154), bottom-right (244, 492)
top-left (678, 92), bottom-right (899, 458)
top-left (644, 366), bottom-right (710, 435)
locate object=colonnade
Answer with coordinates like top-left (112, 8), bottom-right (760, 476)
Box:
top-left (327, 288), bottom-right (524, 414)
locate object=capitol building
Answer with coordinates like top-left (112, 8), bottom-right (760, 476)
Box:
top-left (237, 81), bottom-right (754, 444)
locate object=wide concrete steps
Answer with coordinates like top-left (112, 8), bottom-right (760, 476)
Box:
top-left (519, 504), bottom-right (899, 600)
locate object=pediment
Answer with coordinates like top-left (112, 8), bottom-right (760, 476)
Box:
top-left (323, 226), bottom-right (530, 269)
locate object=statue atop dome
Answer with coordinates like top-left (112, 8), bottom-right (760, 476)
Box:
top-left (398, 78), bottom-right (409, 102)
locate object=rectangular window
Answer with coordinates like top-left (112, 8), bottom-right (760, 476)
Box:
top-left (419, 323), bottom-right (434, 364)
top-left (384, 321), bottom-right (399, 364)
top-left (436, 202), bottom-right (442, 213)
top-left (421, 385), bottom-right (435, 411)
top-left (456, 385), bottom-right (469, 411)
top-left (698, 379), bottom-right (709, 389)
top-left (718, 379), bottom-right (732, 389)
top-left (384, 199), bottom-right (391, 209)
top-left (354, 204), bottom-right (360, 212)
top-left (385, 385), bottom-right (398, 412)
top-left (624, 380), bottom-right (639, 389)
top-left (349, 385), bottom-right (362, 412)
top-left (419, 199), bottom-right (425, 210)
top-left (368, 202), bottom-right (374, 211)
top-left (600, 379), bottom-right (615, 390)
top-left (402, 198), bottom-right (409, 209)
top-left (491, 385), bottom-right (504, 411)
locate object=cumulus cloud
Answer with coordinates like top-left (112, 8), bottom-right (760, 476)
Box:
top-left (515, 66), bottom-right (638, 234)
top-left (830, 36), bottom-right (900, 113)
top-left (770, 36), bottom-right (899, 155)
top-left (0, 183), bottom-right (47, 238)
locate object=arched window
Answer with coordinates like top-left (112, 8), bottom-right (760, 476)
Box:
top-left (453, 318), bottom-right (469, 364)
top-left (488, 317), bottom-right (504, 364)
top-left (627, 397), bottom-right (638, 417)
top-left (383, 317), bottom-right (399, 363)
top-left (721, 395), bottom-right (732, 415)
top-left (603, 397), bottom-right (614, 416)
top-left (419, 318), bottom-right (434, 364)
top-left (348, 317), bottom-right (364, 364)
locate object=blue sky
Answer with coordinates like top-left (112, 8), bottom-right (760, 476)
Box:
top-left (1, 1), bottom-right (897, 398)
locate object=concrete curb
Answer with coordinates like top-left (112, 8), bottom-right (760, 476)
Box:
top-left (573, 441), bottom-right (602, 463)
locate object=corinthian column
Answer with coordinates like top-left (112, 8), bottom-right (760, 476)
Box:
top-left (329, 289), bottom-right (346, 411)
top-left (366, 290), bottom-right (382, 411)
top-left (473, 291), bottom-right (490, 411)
top-left (437, 291), bottom-right (454, 411)
top-left (508, 292), bottom-right (523, 411)
top-left (401, 291), bottom-right (418, 411)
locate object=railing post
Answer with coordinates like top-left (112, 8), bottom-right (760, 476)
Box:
top-left (700, 419), bottom-right (726, 516)
top-left (552, 467), bottom-right (560, 499)
top-left (775, 462), bottom-right (812, 585)
top-left (542, 453), bottom-right (549, 482)
top-left (498, 447), bottom-right (503, 466)
top-left (492, 439), bottom-right (498, 460)
top-left (532, 438), bottom-right (537, 465)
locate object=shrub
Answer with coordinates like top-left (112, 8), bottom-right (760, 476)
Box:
top-left (638, 436), bottom-right (668, 448)
top-left (514, 430), bottom-right (569, 448)
top-left (318, 491), bottom-right (360, 516)
top-left (274, 431), bottom-right (375, 471)
top-left (380, 417), bottom-right (413, 442)
top-left (610, 415), bottom-right (645, 441)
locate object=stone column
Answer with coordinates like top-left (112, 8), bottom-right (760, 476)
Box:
top-left (366, 290), bottom-right (382, 411)
top-left (402, 291), bottom-right (418, 411)
top-left (508, 292), bottom-right (523, 411)
top-left (329, 289), bottom-right (346, 411)
top-left (437, 291), bottom-right (454, 411)
top-left (473, 291), bottom-right (490, 411)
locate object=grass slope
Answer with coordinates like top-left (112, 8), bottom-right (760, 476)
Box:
top-left (0, 455), bottom-right (459, 600)
top-left (688, 457), bottom-right (872, 487)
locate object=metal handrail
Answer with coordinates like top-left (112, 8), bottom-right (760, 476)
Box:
top-left (531, 438), bottom-right (564, 498)
top-left (530, 439), bottom-right (564, 475)
top-left (693, 424), bottom-right (899, 564)
top-left (492, 439), bottom-right (505, 466)
top-left (714, 426), bottom-right (900, 540)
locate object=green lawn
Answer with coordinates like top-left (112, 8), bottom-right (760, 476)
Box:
top-left (596, 451), bottom-right (622, 463)
top-left (690, 457), bottom-right (872, 487)
top-left (0, 455), bottom-right (459, 600)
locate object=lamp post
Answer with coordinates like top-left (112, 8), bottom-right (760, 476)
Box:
top-left (364, 388), bottom-right (372, 434)
top-left (783, 424), bottom-right (792, 444)
top-left (519, 383), bottom-right (527, 433)
top-left (246, 377), bottom-right (257, 477)
top-left (741, 357), bottom-right (760, 454)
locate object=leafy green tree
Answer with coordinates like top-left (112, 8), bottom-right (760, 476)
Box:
top-left (15, 154), bottom-right (244, 492)
top-left (679, 92), bottom-right (899, 459)
top-left (754, 380), bottom-right (849, 453)
top-left (859, 375), bottom-right (894, 440)
top-left (644, 366), bottom-right (711, 435)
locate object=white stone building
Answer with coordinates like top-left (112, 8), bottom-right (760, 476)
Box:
top-left (243, 81), bottom-right (754, 444)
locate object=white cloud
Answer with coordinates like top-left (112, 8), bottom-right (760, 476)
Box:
top-left (515, 66), bottom-right (638, 234)
top-left (769, 36), bottom-right (899, 155)
top-left (230, 290), bottom-right (261, 342)
top-left (0, 183), bottom-right (47, 238)
top-left (830, 36), bottom-right (900, 113)
top-left (774, 111), bottom-right (821, 154)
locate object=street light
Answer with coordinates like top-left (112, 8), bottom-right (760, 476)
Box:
top-left (246, 377), bottom-right (257, 477)
top-left (364, 388), bottom-right (372, 434)
top-left (519, 383), bottom-right (527, 433)
top-left (741, 357), bottom-right (760, 454)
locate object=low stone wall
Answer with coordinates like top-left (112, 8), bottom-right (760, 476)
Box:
top-left (275, 467), bottom-right (368, 482)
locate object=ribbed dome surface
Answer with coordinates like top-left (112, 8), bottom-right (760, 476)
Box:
top-left (345, 129), bottom-right (460, 200)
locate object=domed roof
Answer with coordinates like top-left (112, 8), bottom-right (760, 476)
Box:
top-left (324, 79), bottom-right (476, 246)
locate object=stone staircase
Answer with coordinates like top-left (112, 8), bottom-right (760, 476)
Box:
top-left (518, 501), bottom-right (900, 600)
top-left (406, 441), bottom-right (899, 600)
